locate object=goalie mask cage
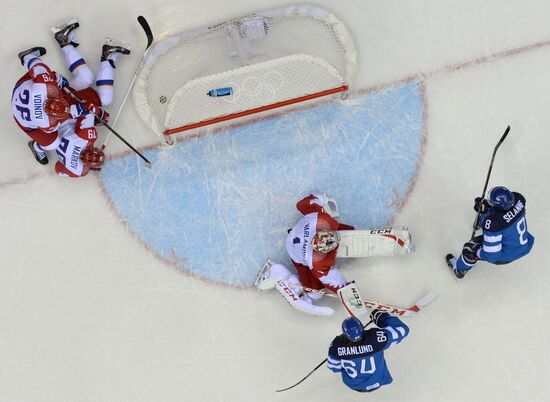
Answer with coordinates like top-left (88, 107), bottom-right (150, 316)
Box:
top-left (133, 4), bottom-right (357, 136)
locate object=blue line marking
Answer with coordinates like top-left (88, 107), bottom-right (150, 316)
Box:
top-left (100, 81), bottom-right (424, 286)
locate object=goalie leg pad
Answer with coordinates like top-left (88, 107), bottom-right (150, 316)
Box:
top-left (275, 280), bottom-right (334, 316)
top-left (254, 259), bottom-right (292, 292)
top-left (336, 228), bottom-right (415, 258)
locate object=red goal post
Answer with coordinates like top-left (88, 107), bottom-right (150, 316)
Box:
top-left (133, 4), bottom-right (357, 137)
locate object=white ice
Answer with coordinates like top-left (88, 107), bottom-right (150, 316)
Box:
top-left (1, 1), bottom-right (550, 401)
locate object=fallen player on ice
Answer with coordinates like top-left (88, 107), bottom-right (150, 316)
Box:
top-left (11, 18), bottom-right (131, 177)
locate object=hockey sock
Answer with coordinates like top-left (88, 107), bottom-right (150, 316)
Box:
top-left (96, 61), bottom-right (115, 106)
top-left (61, 45), bottom-right (94, 90)
top-left (23, 55), bottom-right (42, 70)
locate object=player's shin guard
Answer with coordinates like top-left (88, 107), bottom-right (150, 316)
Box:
top-left (96, 61), bottom-right (116, 106)
top-left (61, 45), bottom-right (94, 90)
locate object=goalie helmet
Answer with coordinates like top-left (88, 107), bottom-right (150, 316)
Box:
top-left (80, 146), bottom-right (105, 170)
top-left (311, 230), bottom-right (340, 253)
top-left (488, 186), bottom-right (514, 210)
top-left (44, 97), bottom-right (70, 120)
top-left (342, 316), bottom-right (363, 342)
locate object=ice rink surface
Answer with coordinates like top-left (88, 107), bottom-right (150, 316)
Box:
top-left (1, 1), bottom-right (549, 401)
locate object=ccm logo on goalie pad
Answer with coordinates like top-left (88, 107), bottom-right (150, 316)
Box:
top-left (370, 229), bottom-right (406, 247)
top-left (277, 280), bottom-right (299, 301)
top-left (348, 287), bottom-right (363, 308)
top-left (370, 229), bottom-right (393, 234)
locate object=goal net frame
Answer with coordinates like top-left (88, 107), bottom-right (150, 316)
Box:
top-left (133, 4), bottom-right (357, 137)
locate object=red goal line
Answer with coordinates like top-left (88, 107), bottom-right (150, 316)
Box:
top-left (163, 85), bottom-right (349, 135)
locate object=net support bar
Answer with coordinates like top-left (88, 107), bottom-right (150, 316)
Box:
top-left (163, 85), bottom-right (349, 135)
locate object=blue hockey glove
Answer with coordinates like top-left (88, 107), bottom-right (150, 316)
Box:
top-left (69, 102), bottom-right (86, 118)
top-left (462, 236), bottom-right (482, 264)
top-left (55, 72), bottom-right (70, 90)
top-left (370, 309), bottom-right (389, 327)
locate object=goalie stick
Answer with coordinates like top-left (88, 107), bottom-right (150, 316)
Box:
top-left (470, 125), bottom-right (511, 238)
top-left (293, 285), bottom-right (436, 317)
top-left (275, 319), bottom-right (374, 393)
top-left (100, 16), bottom-right (154, 150)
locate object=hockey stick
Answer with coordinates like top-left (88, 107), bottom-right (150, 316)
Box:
top-left (294, 285), bottom-right (436, 317)
top-left (470, 125), bottom-right (511, 238)
top-left (63, 87), bottom-right (152, 168)
top-left (100, 15), bottom-right (154, 149)
top-left (275, 319), bottom-right (373, 393)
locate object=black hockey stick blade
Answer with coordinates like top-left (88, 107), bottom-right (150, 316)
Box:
top-left (496, 125), bottom-right (511, 150)
top-left (137, 16), bottom-right (154, 49)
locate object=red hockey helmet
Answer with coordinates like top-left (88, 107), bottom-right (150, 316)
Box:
top-left (44, 97), bottom-right (70, 120)
top-left (311, 230), bottom-right (340, 253)
top-left (80, 146), bottom-right (105, 170)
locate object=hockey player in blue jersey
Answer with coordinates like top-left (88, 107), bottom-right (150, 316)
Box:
top-left (327, 310), bottom-right (409, 392)
top-left (446, 186), bottom-right (534, 279)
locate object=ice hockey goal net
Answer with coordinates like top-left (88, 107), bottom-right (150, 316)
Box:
top-left (133, 4), bottom-right (357, 136)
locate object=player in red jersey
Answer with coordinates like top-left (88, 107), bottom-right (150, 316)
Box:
top-left (255, 193), bottom-right (356, 315)
top-left (11, 19), bottom-right (130, 175)
top-left (285, 193), bottom-right (355, 293)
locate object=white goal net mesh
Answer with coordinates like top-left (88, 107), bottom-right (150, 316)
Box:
top-left (133, 4), bottom-right (357, 136)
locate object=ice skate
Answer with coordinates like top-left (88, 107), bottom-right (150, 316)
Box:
top-left (17, 46), bottom-right (46, 66)
top-left (445, 254), bottom-right (465, 279)
top-left (28, 141), bottom-right (48, 165)
top-left (101, 38), bottom-right (131, 68)
top-left (51, 18), bottom-right (80, 48)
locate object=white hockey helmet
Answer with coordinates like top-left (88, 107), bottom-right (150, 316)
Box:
top-left (311, 230), bottom-right (340, 253)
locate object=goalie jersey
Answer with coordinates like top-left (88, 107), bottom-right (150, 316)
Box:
top-left (327, 314), bottom-right (409, 392)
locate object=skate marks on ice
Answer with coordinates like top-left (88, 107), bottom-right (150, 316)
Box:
top-left (99, 82), bottom-right (424, 286)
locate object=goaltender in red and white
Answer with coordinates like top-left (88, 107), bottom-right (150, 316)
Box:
top-left (255, 193), bottom-right (355, 316)
top-left (11, 18), bottom-right (130, 177)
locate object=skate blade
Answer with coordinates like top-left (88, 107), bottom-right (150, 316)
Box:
top-left (445, 256), bottom-right (462, 282)
top-left (104, 37), bottom-right (133, 52)
top-left (51, 18), bottom-right (79, 34)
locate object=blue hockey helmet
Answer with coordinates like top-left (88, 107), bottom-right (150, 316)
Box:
top-left (342, 316), bottom-right (363, 342)
top-left (488, 186), bottom-right (514, 210)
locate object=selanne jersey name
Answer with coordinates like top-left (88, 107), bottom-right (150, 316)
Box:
top-left (502, 199), bottom-right (524, 223)
top-left (482, 192), bottom-right (526, 232)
